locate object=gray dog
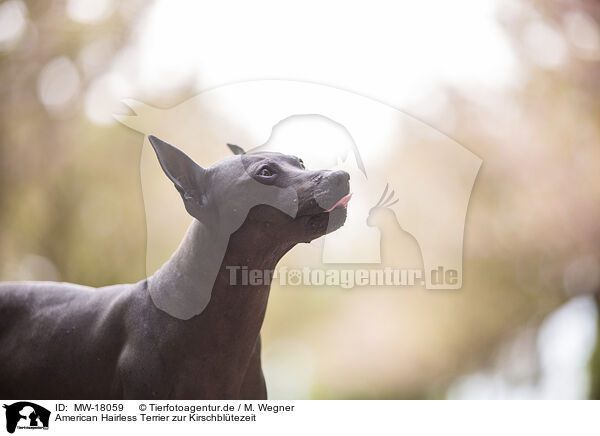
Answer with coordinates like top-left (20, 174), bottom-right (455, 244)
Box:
top-left (0, 136), bottom-right (351, 399)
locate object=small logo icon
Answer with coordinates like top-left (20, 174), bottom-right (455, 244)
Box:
top-left (3, 402), bottom-right (50, 434)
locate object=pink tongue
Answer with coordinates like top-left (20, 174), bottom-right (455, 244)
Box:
top-left (324, 193), bottom-right (353, 212)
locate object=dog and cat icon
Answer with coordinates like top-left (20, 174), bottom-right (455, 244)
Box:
top-left (3, 402), bottom-right (50, 433)
top-left (118, 82), bottom-right (481, 289)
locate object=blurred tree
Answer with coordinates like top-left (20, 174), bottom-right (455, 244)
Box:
top-left (0, 1), bottom-right (148, 285)
top-left (440, 0), bottom-right (600, 398)
top-left (524, 0), bottom-right (600, 400)
top-left (589, 296), bottom-right (600, 399)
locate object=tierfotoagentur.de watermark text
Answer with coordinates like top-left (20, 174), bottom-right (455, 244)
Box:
top-left (226, 266), bottom-right (459, 289)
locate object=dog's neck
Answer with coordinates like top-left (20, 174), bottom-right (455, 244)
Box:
top-left (148, 218), bottom-right (293, 321)
top-left (143, 217), bottom-right (294, 395)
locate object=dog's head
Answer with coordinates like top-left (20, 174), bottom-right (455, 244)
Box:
top-left (148, 136), bottom-right (350, 246)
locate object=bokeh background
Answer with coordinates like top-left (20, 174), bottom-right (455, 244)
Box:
top-left (1, 0), bottom-right (599, 399)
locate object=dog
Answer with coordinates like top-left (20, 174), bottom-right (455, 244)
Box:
top-left (0, 135), bottom-right (351, 399)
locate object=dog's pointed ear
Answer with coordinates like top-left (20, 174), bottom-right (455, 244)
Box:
top-left (227, 143), bottom-right (246, 155)
top-left (148, 135), bottom-right (208, 216)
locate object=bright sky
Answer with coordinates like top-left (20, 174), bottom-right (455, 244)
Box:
top-left (79, 0), bottom-right (518, 124)
top-left (137, 0), bottom-right (515, 101)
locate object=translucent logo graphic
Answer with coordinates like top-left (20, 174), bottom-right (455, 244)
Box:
top-left (117, 80), bottom-right (481, 319)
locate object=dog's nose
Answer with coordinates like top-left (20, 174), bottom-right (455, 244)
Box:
top-left (332, 170), bottom-right (350, 184)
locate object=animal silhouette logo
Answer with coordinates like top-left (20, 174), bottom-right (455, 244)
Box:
top-left (3, 402), bottom-right (50, 433)
top-left (117, 79), bottom-right (481, 290)
top-left (366, 184), bottom-right (423, 271)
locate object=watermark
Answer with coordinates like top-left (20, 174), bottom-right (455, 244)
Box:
top-left (116, 80), bottom-right (481, 318)
top-left (227, 265), bottom-right (458, 289)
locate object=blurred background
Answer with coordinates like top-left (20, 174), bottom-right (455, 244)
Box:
top-left (1, 0), bottom-right (599, 399)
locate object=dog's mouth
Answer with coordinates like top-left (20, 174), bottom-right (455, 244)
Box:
top-left (323, 193), bottom-right (353, 212)
top-left (297, 190), bottom-right (352, 216)
top-left (295, 190), bottom-right (352, 237)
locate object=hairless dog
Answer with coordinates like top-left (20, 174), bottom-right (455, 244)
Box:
top-left (0, 136), bottom-right (351, 399)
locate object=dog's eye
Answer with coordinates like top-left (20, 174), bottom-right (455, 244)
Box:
top-left (257, 167), bottom-right (274, 177)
